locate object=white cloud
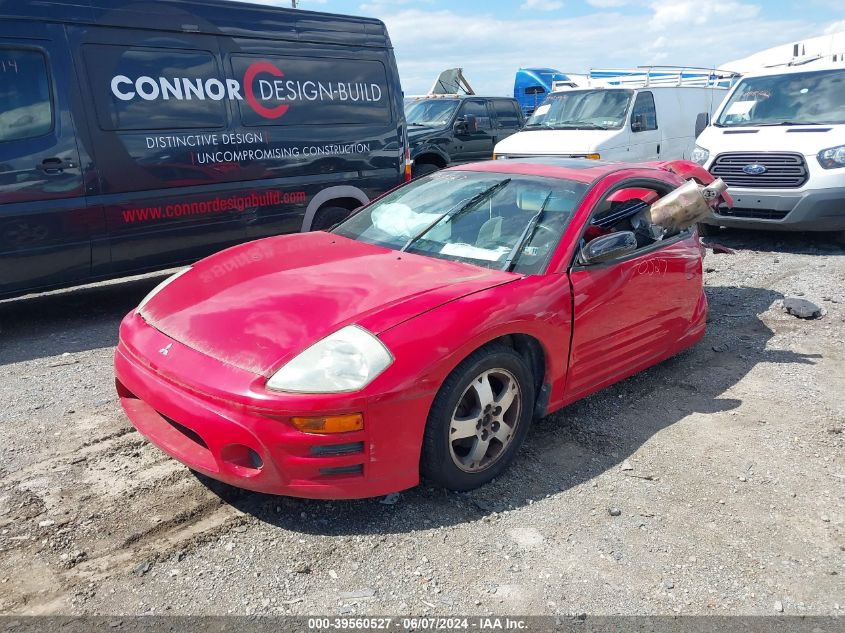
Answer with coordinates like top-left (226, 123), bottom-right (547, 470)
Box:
top-left (520, 0), bottom-right (564, 10)
top-left (370, 4), bottom-right (822, 96)
top-left (824, 20), bottom-right (845, 34)
top-left (586, 0), bottom-right (628, 7)
top-left (649, 0), bottom-right (759, 29)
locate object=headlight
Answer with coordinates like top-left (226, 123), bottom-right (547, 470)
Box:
top-left (266, 325), bottom-right (393, 393)
top-left (691, 145), bottom-right (710, 165)
top-left (818, 144), bottom-right (845, 169)
top-left (136, 267), bottom-right (191, 314)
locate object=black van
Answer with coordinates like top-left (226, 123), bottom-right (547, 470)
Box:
top-left (0, 0), bottom-right (407, 299)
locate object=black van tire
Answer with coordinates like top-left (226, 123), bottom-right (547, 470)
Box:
top-left (421, 344), bottom-right (534, 491)
top-left (311, 206), bottom-right (352, 231)
top-left (412, 163), bottom-right (439, 179)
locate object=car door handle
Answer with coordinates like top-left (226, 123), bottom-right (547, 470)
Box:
top-left (37, 157), bottom-right (75, 173)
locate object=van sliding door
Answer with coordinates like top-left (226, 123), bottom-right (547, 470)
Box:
top-left (68, 26), bottom-right (247, 275)
top-left (0, 22), bottom-right (93, 297)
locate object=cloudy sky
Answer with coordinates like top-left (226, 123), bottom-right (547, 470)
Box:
top-left (235, 0), bottom-right (844, 95)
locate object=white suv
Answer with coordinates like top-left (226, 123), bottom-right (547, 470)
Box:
top-left (693, 63), bottom-right (845, 238)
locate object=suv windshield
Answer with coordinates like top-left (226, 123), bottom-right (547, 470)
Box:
top-left (716, 68), bottom-right (845, 127)
top-left (523, 89), bottom-right (632, 130)
top-left (405, 99), bottom-right (460, 127)
top-left (333, 171), bottom-right (587, 274)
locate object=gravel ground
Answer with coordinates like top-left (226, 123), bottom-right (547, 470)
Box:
top-left (0, 229), bottom-right (842, 617)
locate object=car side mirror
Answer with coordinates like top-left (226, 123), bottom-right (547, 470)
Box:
top-left (578, 231), bottom-right (638, 265)
top-left (631, 113), bottom-right (645, 133)
top-left (694, 112), bottom-right (710, 137)
top-left (454, 117), bottom-right (468, 134)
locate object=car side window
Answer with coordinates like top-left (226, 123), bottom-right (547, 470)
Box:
top-left (631, 91), bottom-right (657, 132)
top-left (582, 184), bottom-right (669, 257)
top-left (493, 100), bottom-right (521, 129)
top-left (459, 100), bottom-right (492, 130)
top-left (0, 49), bottom-right (53, 142)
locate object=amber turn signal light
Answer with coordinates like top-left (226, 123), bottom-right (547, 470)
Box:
top-left (291, 413), bottom-right (364, 434)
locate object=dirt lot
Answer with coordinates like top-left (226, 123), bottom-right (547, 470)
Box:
top-left (0, 230), bottom-right (842, 617)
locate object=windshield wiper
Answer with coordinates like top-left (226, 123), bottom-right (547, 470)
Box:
top-left (408, 122), bottom-right (429, 127)
top-left (753, 121), bottom-right (824, 127)
top-left (503, 191), bottom-right (553, 272)
top-left (555, 121), bottom-right (609, 130)
top-left (400, 179), bottom-right (512, 253)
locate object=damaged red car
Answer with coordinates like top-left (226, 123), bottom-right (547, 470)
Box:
top-left (114, 159), bottom-right (731, 499)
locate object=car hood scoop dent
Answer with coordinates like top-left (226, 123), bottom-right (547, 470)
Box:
top-left (140, 232), bottom-right (514, 376)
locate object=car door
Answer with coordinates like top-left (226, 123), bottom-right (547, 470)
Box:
top-left (0, 22), bottom-right (96, 297)
top-left (491, 99), bottom-right (523, 146)
top-left (449, 99), bottom-right (495, 163)
top-left (628, 91), bottom-right (661, 160)
top-left (564, 180), bottom-right (703, 401)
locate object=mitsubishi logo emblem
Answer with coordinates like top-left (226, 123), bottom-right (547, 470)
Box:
top-left (159, 343), bottom-right (173, 356)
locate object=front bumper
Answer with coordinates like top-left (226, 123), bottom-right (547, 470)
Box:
top-left (114, 314), bottom-right (429, 499)
top-left (702, 187), bottom-right (845, 231)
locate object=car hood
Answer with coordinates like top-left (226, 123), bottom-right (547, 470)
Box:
top-left (494, 129), bottom-right (621, 155)
top-left (699, 125), bottom-right (842, 156)
top-left (139, 232), bottom-right (516, 376)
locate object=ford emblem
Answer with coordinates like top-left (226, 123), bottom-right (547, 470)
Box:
top-left (742, 163), bottom-right (767, 175)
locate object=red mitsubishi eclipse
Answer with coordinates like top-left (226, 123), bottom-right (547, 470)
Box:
top-left (115, 159), bottom-right (729, 499)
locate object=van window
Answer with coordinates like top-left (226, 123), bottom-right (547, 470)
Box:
top-left (84, 45), bottom-right (226, 131)
top-left (631, 91), bottom-right (657, 131)
top-left (231, 55), bottom-right (391, 127)
top-left (0, 49), bottom-right (52, 142)
top-left (524, 90), bottom-right (633, 130)
top-left (459, 100), bottom-right (492, 130)
top-left (493, 100), bottom-right (521, 128)
top-left (716, 68), bottom-right (845, 127)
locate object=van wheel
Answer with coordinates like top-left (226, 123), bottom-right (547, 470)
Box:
top-left (311, 206), bottom-right (351, 231)
top-left (412, 163), bottom-right (439, 179)
top-left (421, 344), bottom-right (534, 491)
top-left (697, 222), bottom-right (720, 237)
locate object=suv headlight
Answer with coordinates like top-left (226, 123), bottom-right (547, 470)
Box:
top-left (691, 145), bottom-right (710, 165)
top-left (266, 325), bottom-right (393, 393)
top-left (818, 144), bottom-right (845, 169)
top-left (136, 267), bottom-right (191, 314)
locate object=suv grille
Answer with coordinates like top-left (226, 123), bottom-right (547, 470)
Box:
top-left (710, 152), bottom-right (808, 189)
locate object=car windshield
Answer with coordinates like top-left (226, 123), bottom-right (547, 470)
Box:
top-left (333, 171), bottom-right (587, 274)
top-left (523, 89), bottom-right (632, 130)
top-left (716, 68), bottom-right (845, 127)
top-left (405, 99), bottom-right (460, 127)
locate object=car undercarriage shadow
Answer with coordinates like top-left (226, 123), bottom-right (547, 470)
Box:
top-left (198, 284), bottom-right (820, 535)
top-left (0, 272), bottom-right (171, 365)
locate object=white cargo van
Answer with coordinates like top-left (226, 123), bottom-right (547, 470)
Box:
top-left (693, 63), bottom-right (845, 236)
top-left (494, 68), bottom-right (731, 163)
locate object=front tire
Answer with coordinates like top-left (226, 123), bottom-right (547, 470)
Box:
top-left (421, 344), bottom-right (535, 491)
top-left (412, 163), bottom-right (439, 179)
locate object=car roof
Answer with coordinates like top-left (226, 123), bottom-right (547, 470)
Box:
top-left (740, 62), bottom-right (845, 79)
top-left (449, 157), bottom-right (663, 183)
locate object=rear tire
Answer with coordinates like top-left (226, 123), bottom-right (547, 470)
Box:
top-left (311, 206), bottom-right (352, 231)
top-left (421, 344), bottom-right (535, 491)
top-left (412, 163), bottom-right (439, 179)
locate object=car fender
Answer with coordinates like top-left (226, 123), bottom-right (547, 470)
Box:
top-left (374, 273), bottom-right (573, 417)
top-left (410, 143), bottom-right (450, 167)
